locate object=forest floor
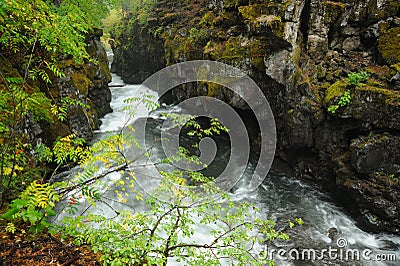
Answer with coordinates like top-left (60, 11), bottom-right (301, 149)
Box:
top-left (0, 229), bottom-right (100, 266)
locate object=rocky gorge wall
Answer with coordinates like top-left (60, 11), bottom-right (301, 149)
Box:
top-left (1, 29), bottom-right (112, 146)
top-left (111, 0), bottom-right (400, 234)
top-left (53, 29), bottom-right (112, 142)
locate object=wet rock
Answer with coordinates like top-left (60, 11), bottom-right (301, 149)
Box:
top-left (328, 227), bottom-right (338, 241)
top-left (342, 36), bottom-right (361, 52)
top-left (390, 72), bottom-right (400, 88)
top-left (264, 49), bottom-right (295, 86)
top-left (341, 177), bottom-right (400, 234)
top-left (110, 26), bottom-right (166, 84)
top-left (350, 133), bottom-right (400, 174)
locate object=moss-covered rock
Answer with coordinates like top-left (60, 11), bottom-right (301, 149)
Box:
top-left (324, 80), bottom-right (347, 104)
top-left (378, 27), bottom-right (400, 65)
top-left (238, 4), bottom-right (272, 21)
top-left (160, 13), bottom-right (180, 25)
top-left (0, 57), bottom-right (23, 80)
top-left (70, 73), bottom-right (92, 95)
top-left (324, 1), bottom-right (346, 25)
top-left (346, 85), bottom-right (400, 129)
top-left (359, 0), bottom-right (400, 23)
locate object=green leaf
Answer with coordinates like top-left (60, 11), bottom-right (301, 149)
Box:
top-left (11, 198), bottom-right (29, 209)
top-left (1, 208), bottom-right (20, 220)
top-left (26, 209), bottom-right (43, 224)
top-left (44, 206), bottom-right (56, 217)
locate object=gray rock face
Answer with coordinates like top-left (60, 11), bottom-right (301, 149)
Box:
top-left (110, 26), bottom-right (166, 84)
top-left (350, 134), bottom-right (400, 174)
top-left (111, 0), bottom-right (400, 234)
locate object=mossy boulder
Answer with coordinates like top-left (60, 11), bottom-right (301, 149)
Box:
top-left (325, 78), bottom-right (400, 129)
top-left (238, 4), bottom-right (284, 37)
top-left (378, 27), bottom-right (400, 65)
top-left (58, 59), bottom-right (83, 69)
top-left (347, 85), bottom-right (400, 129)
top-left (98, 50), bottom-right (112, 82)
top-left (70, 73), bottom-right (92, 95)
top-left (340, 176), bottom-right (400, 234)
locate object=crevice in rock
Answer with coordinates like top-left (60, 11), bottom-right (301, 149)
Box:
top-left (299, 0), bottom-right (311, 48)
top-left (343, 128), bottom-right (368, 143)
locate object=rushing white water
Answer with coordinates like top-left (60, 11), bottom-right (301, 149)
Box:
top-left (54, 53), bottom-right (400, 265)
top-left (95, 73), bottom-right (157, 134)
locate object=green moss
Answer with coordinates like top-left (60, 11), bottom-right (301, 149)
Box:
top-left (203, 41), bottom-right (224, 59)
top-left (391, 63), bottom-right (400, 72)
top-left (317, 64), bottom-right (326, 79)
top-left (214, 36), bottom-right (268, 67)
top-left (71, 73), bottom-right (92, 95)
top-left (238, 4), bottom-right (274, 21)
top-left (98, 57), bottom-right (112, 81)
top-left (0, 57), bottom-right (40, 93)
top-left (221, 36), bottom-right (247, 60)
top-left (321, 82), bottom-right (331, 90)
top-left (357, 85), bottom-right (400, 106)
top-left (361, 0), bottom-right (400, 21)
top-left (366, 78), bottom-right (385, 88)
top-left (366, 65), bottom-right (394, 80)
top-left (250, 39), bottom-right (266, 71)
top-left (161, 13), bottom-right (179, 24)
top-left (378, 22), bottom-right (390, 33)
top-left (224, 0), bottom-right (239, 8)
top-left (378, 27), bottom-right (400, 65)
top-left (324, 1), bottom-right (345, 24)
top-left (207, 82), bottom-right (222, 97)
top-left (163, 33), bottom-right (186, 64)
top-left (199, 11), bottom-right (215, 26)
top-left (251, 57), bottom-right (264, 71)
top-left (0, 57), bottom-right (22, 80)
top-left (238, 4), bottom-right (284, 37)
top-left (324, 80), bottom-right (347, 105)
top-left (58, 59), bottom-right (83, 69)
top-left (196, 65), bottom-right (238, 97)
